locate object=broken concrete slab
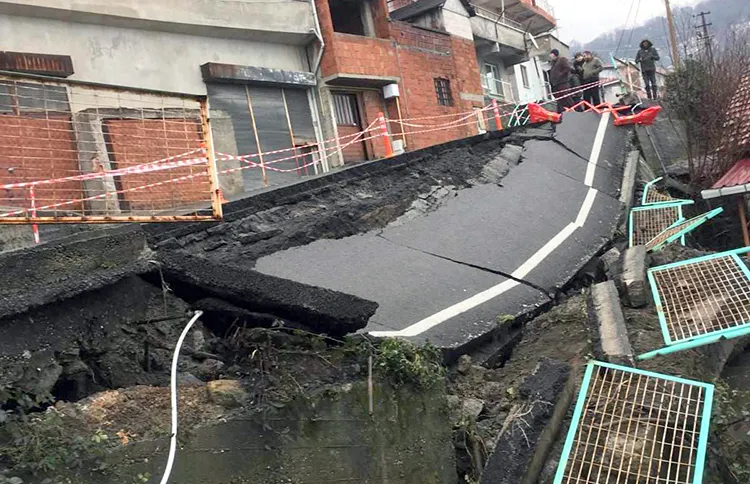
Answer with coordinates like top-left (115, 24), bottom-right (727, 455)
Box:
top-left (157, 251), bottom-right (378, 336)
top-left (620, 151), bottom-right (639, 221)
top-left (588, 281), bottom-right (634, 366)
top-left (600, 246), bottom-right (622, 280)
top-left (621, 245), bottom-right (649, 308)
top-left (0, 226), bottom-right (151, 320)
top-left (480, 358), bottom-right (572, 484)
top-left (500, 144), bottom-right (523, 165)
top-left (0, 275), bottom-right (193, 402)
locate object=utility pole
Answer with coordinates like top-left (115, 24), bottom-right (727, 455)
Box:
top-left (695, 11), bottom-right (714, 64)
top-left (664, 0), bottom-right (681, 68)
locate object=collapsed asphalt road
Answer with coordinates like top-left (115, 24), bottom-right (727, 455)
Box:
top-left (250, 111), bottom-right (630, 353)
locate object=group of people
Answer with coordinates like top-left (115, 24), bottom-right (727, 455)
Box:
top-left (547, 39), bottom-right (661, 113)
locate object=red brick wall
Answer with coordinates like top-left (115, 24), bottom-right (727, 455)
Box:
top-left (386, 22), bottom-right (483, 151)
top-left (104, 119), bottom-right (208, 211)
top-left (319, 0), bottom-right (486, 158)
top-left (338, 123), bottom-right (368, 163)
top-left (0, 115), bottom-right (83, 211)
top-left (328, 34), bottom-right (400, 79)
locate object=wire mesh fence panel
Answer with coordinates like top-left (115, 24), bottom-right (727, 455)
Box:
top-left (644, 188), bottom-right (677, 205)
top-left (556, 362), bottom-right (713, 484)
top-left (0, 74), bottom-right (220, 223)
top-left (645, 209), bottom-right (723, 252)
top-left (630, 205), bottom-right (686, 247)
top-left (642, 178), bottom-right (679, 206)
top-left (650, 253), bottom-right (750, 344)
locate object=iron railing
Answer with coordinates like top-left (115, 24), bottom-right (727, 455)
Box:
top-left (473, 5), bottom-right (524, 31)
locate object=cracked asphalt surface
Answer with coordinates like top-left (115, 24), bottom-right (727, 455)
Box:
top-left (254, 112), bottom-right (630, 351)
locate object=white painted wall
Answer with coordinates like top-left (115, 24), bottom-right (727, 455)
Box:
top-left (0, 13), bottom-right (308, 95)
top-left (513, 58), bottom-right (547, 103)
top-left (442, 0), bottom-right (473, 40)
top-left (0, 0), bottom-right (314, 40)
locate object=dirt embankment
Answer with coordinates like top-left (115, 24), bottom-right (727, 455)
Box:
top-left (144, 131), bottom-right (537, 267)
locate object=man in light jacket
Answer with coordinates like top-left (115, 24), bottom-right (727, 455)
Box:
top-left (635, 39), bottom-right (660, 99)
top-left (581, 51), bottom-right (603, 106)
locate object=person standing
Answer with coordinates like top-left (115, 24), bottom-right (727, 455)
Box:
top-left (549, 49), bottom-right (573, 114)
top-left (581, 51), bottom-right (603, 106)
top-left (635, 39), bottom-right (660, 99)
top-left (572, 52), bottom-right (585, 108)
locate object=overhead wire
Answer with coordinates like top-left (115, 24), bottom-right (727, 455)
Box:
top-left (615, 0), bottom-right (638, 57)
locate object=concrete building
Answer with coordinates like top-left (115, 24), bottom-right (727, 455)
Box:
top-left (383, 0), bottom-right (561, 126)
top-left (0, 0), bottom-right (328, 196)
top-left (315, 0), bottom-right (485, 164)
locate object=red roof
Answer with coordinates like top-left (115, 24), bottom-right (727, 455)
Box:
top-left (723, 71), bottom-right (750, 150)
top-left (711, 158), bottom-right (750, 189)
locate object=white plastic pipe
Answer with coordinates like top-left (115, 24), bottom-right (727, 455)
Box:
top-left (159, 310), bottom-right (203, 484)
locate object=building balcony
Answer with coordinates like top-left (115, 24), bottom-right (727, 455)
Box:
top-left (0, 0), bottom-right (316, 44)
top-left (471, 0), bottom-right (556, 35)
top-left (472, 5), bottom-right (528, 66)
top-left (481, 75), bottom-right (515, 102)
top-left (319, 33), bottom-right (401, 86)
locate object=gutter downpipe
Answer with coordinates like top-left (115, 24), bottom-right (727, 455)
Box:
top-left (309, 0), bottom-right (326, 74)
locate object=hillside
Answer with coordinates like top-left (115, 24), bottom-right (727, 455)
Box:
top-left (570, 0), bottom-right (750, 66)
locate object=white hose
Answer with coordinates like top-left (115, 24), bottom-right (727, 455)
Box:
top-left (159, 310), bottom-right (203, 484)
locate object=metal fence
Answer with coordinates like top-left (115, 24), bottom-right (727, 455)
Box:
top-left (473, 5), bottom-right (525, 31)
top-left (0, 72), bottom-right (221, 224)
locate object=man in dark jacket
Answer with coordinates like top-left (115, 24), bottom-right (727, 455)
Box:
top-left (549, 49), bottom-right (573, 113)
top-left (581, 51), bottom-right (603, 106)
top-left (571, 52), bottom-right (585, 109)
top-left (635, 39), bottom-right (660, 99)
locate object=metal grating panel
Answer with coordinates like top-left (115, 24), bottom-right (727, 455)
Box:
top-left (555, 362), bottom-right (714, 484)
top-left (645, 188), bottom-right (676, 205)
top-left (642, 177), bottom-right (681, 206)
top-left (649, 251), bottom-right (750, 344)
top-left (645, 208), bottom-right (724, 252)
top-left (629, 202), bottom-right (692, 247)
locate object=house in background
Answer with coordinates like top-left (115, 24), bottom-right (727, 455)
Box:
top-left (601, 57), bottom-right (668, 104)
top-left (468, 0), bottom-right (560, 105)
top-left (315, 0), bottom-right (485, 164)
top-left (701, 71), bottom-right (750, 246)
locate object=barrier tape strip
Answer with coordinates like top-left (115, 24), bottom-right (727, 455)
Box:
top-left (1, 78), bottom-right (629, 219)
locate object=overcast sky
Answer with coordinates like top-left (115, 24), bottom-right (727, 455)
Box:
top-left (550, 0), bottom-right (700, 44)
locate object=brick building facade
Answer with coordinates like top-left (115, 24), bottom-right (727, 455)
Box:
top-left (316, 0), bottom-right (485, 163)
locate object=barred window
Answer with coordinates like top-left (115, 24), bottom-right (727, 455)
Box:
top-left (332, 93), bottom-right (358, 126)
top-left (434, 78), bottom-right (452, 106)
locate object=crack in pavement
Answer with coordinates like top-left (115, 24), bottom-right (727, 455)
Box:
top-left (375, 233), bottom-right (555, 301)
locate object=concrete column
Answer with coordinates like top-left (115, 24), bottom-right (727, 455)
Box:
top-left (621, 245), bottom-right (649, 308)
top-left (209, 110), bottom-right (245, 198)
top-left (589, 280), bottom-right (635, 366)
top-left (316, 86), bottom-right (343, 168)
top-left (72, 112), bottom-right (120, 215)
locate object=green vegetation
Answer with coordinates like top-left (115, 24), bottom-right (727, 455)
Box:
top-left (0, 411), bottom-right (110, 476)
top-left (373, 339), bottom-right (445, 389)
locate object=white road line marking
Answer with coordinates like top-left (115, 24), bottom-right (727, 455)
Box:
top-left (575, 188), bottom-right (598, 228)
top-left (370, 115), bottom-right (612, 338)
top-left (584, 112), bottom-right (611, 187)
top-left (511, 223), bottom-right (578, 280)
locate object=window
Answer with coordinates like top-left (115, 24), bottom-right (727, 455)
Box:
top-left (520, 65), bottom-right (530, 89)
top-left (333, 93), bottom-right (359, 126)
top-left (484, 64), bottom-right (499, 95)
top-left (434, 78), bottom-right (452, 106)
top-left (330, 0), bottom-right (366, 35)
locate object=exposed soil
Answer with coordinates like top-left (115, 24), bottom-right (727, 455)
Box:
top-left (447, 295), bottom-right (591, 482)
